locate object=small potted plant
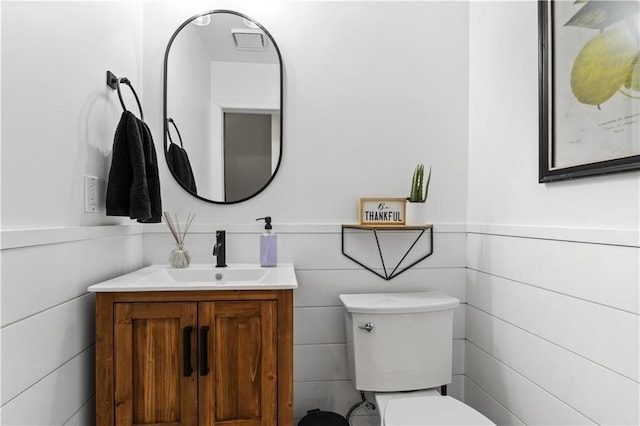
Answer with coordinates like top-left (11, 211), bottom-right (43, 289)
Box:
top-left (405, 163), bottom-right (431, 225)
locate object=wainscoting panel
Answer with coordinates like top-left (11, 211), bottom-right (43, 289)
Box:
top-left (467, 306), bottom-right (639, 425)
top-left (467, 232), bottom-right (639, 313)
top-left (466, 229), bottom-right (639, 426)
top-left (293, 268), bottom-right (467, 307)
top-left (0, 227), bottom-right (143, 425)
top-left (466, 342), bottom-right (596, 425)
top-left (1, 233), bottom-right (142, 326)
top-left (64, 398), bottom-right (95, 426)
top-left (295, 306), bottom-right (347, 345)
top-left (0, 347), bottom-right (95, 425)
top-left (5, 223), bottom-right (635, 426)
top-left (467, 269), bottom-right (638, 381)
top-left (142, 226), bottom-right (467, 270)
top-left (464, 376), bottom-right (525, 426)
top-left (1, 293), bottom-right (95, 405)
top-left (294, 343), bottom-right (351, 382)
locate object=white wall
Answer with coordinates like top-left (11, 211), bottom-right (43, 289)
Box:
top-left (0, 2), bottom-right (145, 424)
top-left (166, 22), bottom-right (213, 196)
top-left (467, 1), bottom-right (639, 231)
top-left (1, 1), bottom-right (143, 229)
top-left (467, 2), bottom-right (640, 425)
top-left (143, 1), bottom-right (470, 225)
top-left (142, 1), bottom-right (470, 424)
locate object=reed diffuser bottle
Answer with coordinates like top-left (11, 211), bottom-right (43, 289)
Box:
top-left (164, 212), bottom-right (195, 268)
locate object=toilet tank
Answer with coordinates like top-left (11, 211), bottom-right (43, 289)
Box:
top-left (339, 291), bottom-right (459, 392)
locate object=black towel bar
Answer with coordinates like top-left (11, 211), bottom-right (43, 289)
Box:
top-left (166, 118), bottom-right (184, 148)
top-left (106, 70), bottom-right (144, 121)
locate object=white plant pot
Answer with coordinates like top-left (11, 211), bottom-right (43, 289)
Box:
top-left (405, 201), bottom-right (428, 226)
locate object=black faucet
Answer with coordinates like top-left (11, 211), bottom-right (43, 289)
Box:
top-left (213, 230), bottom-right (227, 267)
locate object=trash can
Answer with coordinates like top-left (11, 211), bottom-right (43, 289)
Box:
top-left (298, 408), bottom-right (349, 426)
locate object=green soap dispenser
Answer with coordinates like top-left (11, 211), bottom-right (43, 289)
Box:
top-left (256, 216), bottom-right (277, 267)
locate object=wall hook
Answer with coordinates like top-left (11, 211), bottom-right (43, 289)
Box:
top-left (106, 70), bottom-right (144, 121)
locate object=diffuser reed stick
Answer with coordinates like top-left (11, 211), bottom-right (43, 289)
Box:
top-left (163, 211), bottom-right (195, 246)
top-left (164, 211), bottom-right (195, 268)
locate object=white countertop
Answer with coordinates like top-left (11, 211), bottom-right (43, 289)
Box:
top-left (87, 263), bottom-right (298, 292)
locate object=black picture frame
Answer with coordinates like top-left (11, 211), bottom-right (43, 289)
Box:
top-left (538, 0), bottom-right (640, 183)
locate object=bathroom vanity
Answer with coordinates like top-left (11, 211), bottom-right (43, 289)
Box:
top-left (89, 264), bottom-right (297, 426)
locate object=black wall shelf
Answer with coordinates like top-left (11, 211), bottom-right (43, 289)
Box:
top-left (341, 224), bottom-right (434, 281)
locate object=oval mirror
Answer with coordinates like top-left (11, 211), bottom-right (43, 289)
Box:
top-left (163, 10), bottom-right (283, 203)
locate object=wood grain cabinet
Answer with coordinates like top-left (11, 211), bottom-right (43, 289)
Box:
top-left (95, 290), bottom-right (293, 426)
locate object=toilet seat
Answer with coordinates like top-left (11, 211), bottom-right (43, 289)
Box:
top-left (384, 396), bottom-right (494, 426)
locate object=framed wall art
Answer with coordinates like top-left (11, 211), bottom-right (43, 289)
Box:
top-left (539, 0), bottom-right (640, 182)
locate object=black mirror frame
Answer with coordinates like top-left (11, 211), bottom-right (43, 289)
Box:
top-left (538, 0), bottom-right (640, 183)
top-left (163, 9), bottom-right (284, 203)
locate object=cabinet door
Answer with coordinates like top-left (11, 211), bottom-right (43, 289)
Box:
top-left (199, 301), bottom-right (277, 425)
top-left (114, 302), bottom-right (197, 426)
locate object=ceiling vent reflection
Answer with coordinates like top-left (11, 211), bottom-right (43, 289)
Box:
top-left (232, 30), bottom-right (266, 50)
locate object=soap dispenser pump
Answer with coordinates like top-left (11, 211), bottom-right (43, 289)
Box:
top-left (256, 216), bottom-right (277, 267)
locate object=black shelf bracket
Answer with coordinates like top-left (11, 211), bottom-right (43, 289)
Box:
top-left (341, 224), bottom-right (434, 281)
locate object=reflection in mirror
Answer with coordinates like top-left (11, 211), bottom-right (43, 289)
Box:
top-left (166, 118), bottom-right (197, 194)
top-left (164, 10), bottom-right (282, 203)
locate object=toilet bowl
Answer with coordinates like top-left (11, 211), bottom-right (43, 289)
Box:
top-left (375, 390), bottom-right (494, 425)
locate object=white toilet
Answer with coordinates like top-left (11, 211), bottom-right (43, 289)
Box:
top-left (339, 291), bottom-right (494, 426)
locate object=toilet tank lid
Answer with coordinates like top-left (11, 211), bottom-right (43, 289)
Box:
top-left (339, 291), bottom-right (459, 314)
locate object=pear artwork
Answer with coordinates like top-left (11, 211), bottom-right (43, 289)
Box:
top-left (567, 1), bottom-right (640, 108)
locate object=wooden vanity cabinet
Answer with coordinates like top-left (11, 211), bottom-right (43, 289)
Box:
top-left (95, 290), bottom-right (293, 426)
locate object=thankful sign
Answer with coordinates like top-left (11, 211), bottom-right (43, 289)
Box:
top-left (359, 198), bottom-right (406, 225)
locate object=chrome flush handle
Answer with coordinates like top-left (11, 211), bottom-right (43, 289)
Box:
top-left (358, 322), bottom-right (375, 333)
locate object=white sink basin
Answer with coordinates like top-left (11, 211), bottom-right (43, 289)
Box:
top-left (87, 264), bottom-right (298, 292)
top-left (166, 266), bottom-right (268, 283)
